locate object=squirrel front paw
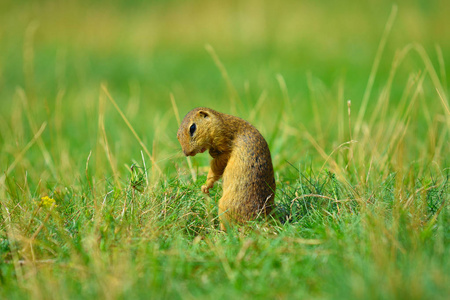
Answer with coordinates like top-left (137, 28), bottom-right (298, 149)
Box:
top-left (201, 184), bottom-right (211, 194)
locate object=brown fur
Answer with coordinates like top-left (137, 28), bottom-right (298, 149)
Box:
top-left (177, 107), bottom-right (276, 231)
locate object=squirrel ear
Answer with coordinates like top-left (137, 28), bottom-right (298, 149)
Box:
top-left (198, 110), bottom-right (209, 118)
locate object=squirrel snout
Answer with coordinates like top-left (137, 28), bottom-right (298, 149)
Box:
top-left (182, 147), bottom-right (205, 156)
top-left (182, 149), bottom-right (193, 156)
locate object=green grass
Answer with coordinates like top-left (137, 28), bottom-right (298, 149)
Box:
top-left (0, 0), bottom-right (449, 299)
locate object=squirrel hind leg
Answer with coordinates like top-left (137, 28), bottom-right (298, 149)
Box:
top-left (218, 195), bottom-right (233, 232)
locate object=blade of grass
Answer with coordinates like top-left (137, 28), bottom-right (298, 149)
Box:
top-left (413, 44), bottom-right (449, 116)
top-left (0, 122), bottom-right (47, 185)
top-left (205, 44), bottom-right (241, 115)
top-left (171, 93), bottom-right (197, 182)
top-left (101, 84), bottom-right (162, 177)
top-left (248, 90), bottom-right (267, 123)
top-left (355, 4), bottom-right (398, 138)
top-left (98, 91), bottom-right (120, 187)
top-left (17, 88), bottom-right (57, 179)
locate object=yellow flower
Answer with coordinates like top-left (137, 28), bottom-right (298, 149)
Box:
top-left (39, 196), bottom-right (57, 209)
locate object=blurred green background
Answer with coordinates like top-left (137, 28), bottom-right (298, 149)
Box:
top-left (0, 0), bottom-right (449, 180)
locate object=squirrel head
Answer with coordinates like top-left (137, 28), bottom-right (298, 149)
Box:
top-left (177, 107), bottom-right (221, 156)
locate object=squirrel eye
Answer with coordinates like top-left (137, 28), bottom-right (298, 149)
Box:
top-left (189, 123), bottom-right (196, 136)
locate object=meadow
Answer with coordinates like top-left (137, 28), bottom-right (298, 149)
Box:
top-left (0, 0), bottom-right (449, 299)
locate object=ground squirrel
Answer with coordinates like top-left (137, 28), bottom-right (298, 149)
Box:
top-left (177, 107), bottom-right (276, 231)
